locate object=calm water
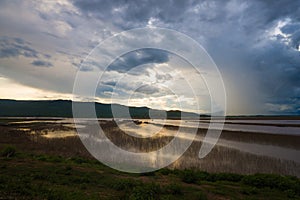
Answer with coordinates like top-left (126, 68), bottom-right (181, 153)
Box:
top-left (116, 119), bottom-right (300, 161)
top-left (146, 119), bottom-right (300, 135)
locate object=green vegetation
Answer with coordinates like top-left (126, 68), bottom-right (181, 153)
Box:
top-left (0, 146), bottom-right (299, 199)
top-left (0, 145), bottom-right (16, 158)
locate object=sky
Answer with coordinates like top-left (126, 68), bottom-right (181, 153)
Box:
top-left (0, 0), bottom-right (299, 115)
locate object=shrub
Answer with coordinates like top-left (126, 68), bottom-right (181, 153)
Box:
top-left (129, 183), bottom-right (161, 200)
top-left (196, 171), bottom-right (210, 181)
top-left (158, 168), bottom-right (172, 175)
top-left (180, 170), bottom-right (198, 184)
top-left (165, 183), bottom-right (182, 195)
top-left (214, 173), bottom-right (243, 182)
top-left (194, 191), bottom-right (207, 200)
top-left (110, 179), bottom-right (139, 191)
top-left (1, 146), bottom-right (16, 157)
top-left (69, 156), bottom-right (87, 164)
top-left (140, 171), bottom-right (156, 177)
top-left (242, 174), bottom-right (300, 195)
top-left (36, 155), bottom-right (47, 161)
top-left (240, 187), bottom-right (258, 195)
top-left (284, 189), bottom-right (296, 198)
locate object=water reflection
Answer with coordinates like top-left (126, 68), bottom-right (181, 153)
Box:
top-left (41, 130), bottom-right (77, 138)
top-left (216, 139), bottom-right (300, 163)
top-left (101, 120), bottom-right (300, 163)
top-left (149, 119), bottom-right (300, 135)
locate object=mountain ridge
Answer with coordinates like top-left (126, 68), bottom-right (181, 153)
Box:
top-left (0, 99), bottom-right (203, 119)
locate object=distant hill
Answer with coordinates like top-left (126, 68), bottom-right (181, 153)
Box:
top-left (0, 99), bottom-right (202, 119)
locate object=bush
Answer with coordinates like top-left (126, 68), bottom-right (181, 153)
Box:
top-left (1, 146), bottom-right (16, 157)
top-left (284, 189), bottom-right (296, 198)
top-left (36, 155), bottom-right (47, 161)
top-left (179, 170), bottom-right (243, 183)
top-left (180, 170), bottom-right (198, 184)
top-left (48, 156), bottom-right (63, 163)
top-left (69, 156), bottom-right (88, 164)
top-left (110, 179), bottom-right (139, 191)
top-left (195, 172), bottom-right (243, 182)
top-left (165, 183), bottom-right (182, 195)
top-left (140, 171), bottom-right (156, 177)
top-left (196, 171), bottom-right (210, 181)
top-left (240, 187), bottom-right (258, 195)
top-left (242, 174), bottom-right (300, 195)
top-left (158, 168), bottom-right (172, 175)
top-left (194, 191), bottom-right (207, 200)
top-left (129, 183), bottom-right (161, 200)
top-left (213, 173), bottom-right (243, 182)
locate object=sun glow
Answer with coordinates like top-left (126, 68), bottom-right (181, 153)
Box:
top-left (0, 76), bottom-right (72, 100)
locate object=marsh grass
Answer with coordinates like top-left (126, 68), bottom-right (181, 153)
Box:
top-left (0, 147), bottom-right (300, 200)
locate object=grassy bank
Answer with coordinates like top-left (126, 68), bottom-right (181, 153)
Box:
top-left (0, 146), bottom-right (299, 200)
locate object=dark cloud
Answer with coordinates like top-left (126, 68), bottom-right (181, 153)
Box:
top-left (31, 60), bottom-right (53, 67)
top-left (281, 23), bottom-right (300, 35)
top-left (155, 73), bottom-right (172, 82)
top-left (256, 0), bottom-right (300, 23)
top-left (72, 0), bottom-right (196, 29)
top-left (135, 85), bottom-right (160, 95)
top-left (266, 97), bottom-right (300, 115)
top-left (42, 31), bottom-right (63, 40)
top-left (0, 47), bottom-right (20, 58)
top-left (14, 37), bottom-right (25, 44)
top-left (0, 37), bottom-right (38, 58)
top-left (241, 33), bottom-right (300, 114)
top-left (290, 30), bottom-right (300, 49)
top-left (44, 54), bottom-right (52, 59)
top-left (278, 22), bottom-right (300, 49)
top-left (72, 0), bottom-right (300, 114)
top-left (77, 65), bottom-right (94, 72)
top-left (96, 84), bottom-right (114, 96)
top-left (101, 81), bottom-right (117, 87)
top-left (98, 80), bottom-right (160, 97)
top-left (72, 0), bottom-right (300, 30)
top-left (100, 80), bottom-right (139, 93)
top-left (107, 48), bottom-right (169, 73)
top-left (75, 60), bottom-right (99, 72)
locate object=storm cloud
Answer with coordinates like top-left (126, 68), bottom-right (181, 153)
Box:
top-left (31, 60), bottom-right (53, 67)
top-left (107, 49), bottom-right (169, 73)
top-left (0, 37), bottom-right (38, 58)
top-left (0, 0), bottom-right (299, 114)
